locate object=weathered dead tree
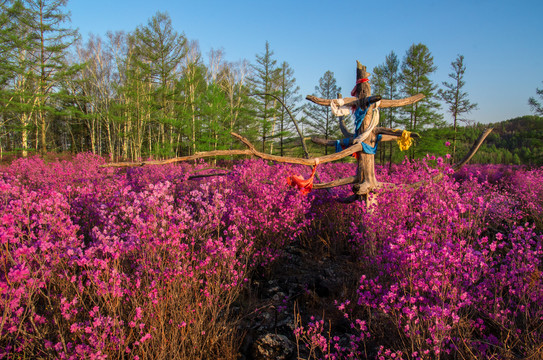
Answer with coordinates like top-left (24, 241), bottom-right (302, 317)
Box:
top-left (103, 60), bottom-right (492, 209)
top-left (307, 61), bottom-right (428, 206)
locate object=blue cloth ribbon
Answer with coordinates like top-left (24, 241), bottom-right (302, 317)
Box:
top-left (335, 103), bottom-right (378, 155)
top-left (354, 106), bottom-right (370, 133)
top-left (335, 138), bottom-right (351, 153)
top-left (335, 134), bottom-right (382, 155)
top-left (361, 134), bottom-right (382, 154)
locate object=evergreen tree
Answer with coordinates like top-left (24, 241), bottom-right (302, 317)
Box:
top-left (529, 81), bottom-right (543, 117)
top-left (276, 61), bottom-right (301, 156)
top-left (133, 11), bottom-right (187, 157)
top-left (0, 0), bottom-right (22, 156)
top-left (177, 40), bottom-right (206, 155)
top-left (373, 51), bottom-right (401, 165)
top-left (249, 41), bottom-right (280, 153)
top-left (23, 0), bottom-right (79, 154)
top-left (400, 43), bottom-right (443, 158)
top-left (438, 54), bottom-right (478, 162)
top-left (1, 0), bottom-right (42, 156)
top-left (304, 70), bottom-right (341, 155)
top-left (198, 81), bottom-right (230, 152)
top-left (0, 0), bottom-right (18, 88)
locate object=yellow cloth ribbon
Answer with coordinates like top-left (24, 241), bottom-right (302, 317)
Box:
top-left (397, 130), bottom-right (413, 151)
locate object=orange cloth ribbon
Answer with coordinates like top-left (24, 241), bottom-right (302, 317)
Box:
top-left (287, 161), bottom-right (319, 195)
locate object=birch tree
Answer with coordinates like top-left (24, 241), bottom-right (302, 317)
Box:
top-left (178, 40), bottom-right (205, 155)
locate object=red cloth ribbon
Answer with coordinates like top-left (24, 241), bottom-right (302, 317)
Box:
top-left (287, 163), bottom-right (318, 195)
top-left (339, 144), bottom-right (360, 160)
top-left (351, 78), bottom-right (369, 97)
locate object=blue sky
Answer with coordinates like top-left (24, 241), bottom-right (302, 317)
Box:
top-left (67, 0), bottom-right (542, 125)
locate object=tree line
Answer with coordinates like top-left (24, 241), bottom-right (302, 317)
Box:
top-left (0, 0), bottom-right (512, 164)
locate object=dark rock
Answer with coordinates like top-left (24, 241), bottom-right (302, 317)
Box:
top-left (251, 333), bottom-right (294, 360)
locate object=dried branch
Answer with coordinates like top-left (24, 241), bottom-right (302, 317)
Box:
top-left (313, 176), bottom-right (357, 189)
top-left (101, 149), bottom-right (253, 168)
top-left (314, 128), bottom-right (494, 195)
top-left (311, 137), bottom-right (343, 147)
top-left (306, 93), bottom-right (424, 109)
top-left (188, 173), bottom-right (228, 180)
top-left (102, 132), bottom-right (365, 168)
top-left (380, 94), bottom-right (425, 108)
top-left (374, 127), bottom-right (421, 139)
top-left (312, 128), bottom-right (420, 148)
top-left (452, 128), bottom-right (493, 171)
top-left (338, 116), bottom-right (354, 138)
top-left (371, 128), bottom-right (494, 193)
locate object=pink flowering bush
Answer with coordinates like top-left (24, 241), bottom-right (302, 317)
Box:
top-left (0, 156), bottom-right (311, 359)
top-left (295, 159), bottom-right (543, 360)
top-left (1, 154), bottom-right (542, 359)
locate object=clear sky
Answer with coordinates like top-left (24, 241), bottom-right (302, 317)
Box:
top-left (67, 0), bottom-right (542, 125)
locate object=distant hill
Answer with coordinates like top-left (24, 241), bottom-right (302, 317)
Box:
top-left (415, 115), bottom-right (543, 166)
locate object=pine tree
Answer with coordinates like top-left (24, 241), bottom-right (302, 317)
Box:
top-left (198, 81), bottom-right (230, 152)
top-left (0, 0), bottom-right (22, 156)
top-left (276, 61), bottom-right (301, 156)
top-left (373, 51), bottom-right (401, 164)
top-left (249, 41), bottom-right (280, 153)
top-left (23, 0), bottom-right (79, 154)
top-left (438, 54), bottom-right (478, 162)
top-left (0, 0), bottom-right (43, 156)
top-left (0, 0), bottom-right (17, 88)
top-left (177, 40), bottom-right (206, 155)
top-left (400, 43), bottom-right (443, 158)
top-left (304, 70), bottom-right (341, 155)
top-left (528, 81), bottom-right (543, 117)
top-left (133, 11), bottom-right (186, 157)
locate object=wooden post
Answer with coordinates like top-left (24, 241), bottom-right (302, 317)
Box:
top-left (354, 61), bottom-right (378, 211)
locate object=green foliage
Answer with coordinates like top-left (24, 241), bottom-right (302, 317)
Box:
top-left (400, 43), bottom-right (444, 132)
top-left (438, 55), bottom-right (478, 121)
top-left (0, 5), bottom-right (539, 168)
top-left (275, 61), bottom-right (302, 156)
top-left (528, 81), bottom-right (543, 117)
top-left (415, 115), bottom-right (543, 165)
top-left (0, 0), bottom-right (79, 156)
top-left (438, 54), bottom-right (478, 162)
top-left (373, 51), bottom-right (401, 165)
top-left (304, 70), bottom-right (344, 155)
top-left (249, 41), bottom-right (281, 153)
top-left (197, 82), bottom-right (231, 152)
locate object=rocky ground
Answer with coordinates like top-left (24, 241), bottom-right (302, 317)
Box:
top-left (238, 240), bottom-right (365, 360)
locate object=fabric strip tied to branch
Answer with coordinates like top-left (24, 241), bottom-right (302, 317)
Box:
top-left (286, 159), bottom-right (320, 195)
top-left (397, 130), bottom-right (413, 151)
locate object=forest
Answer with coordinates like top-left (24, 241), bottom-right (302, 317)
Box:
top-left (1, 1), bottom-right (541, 164)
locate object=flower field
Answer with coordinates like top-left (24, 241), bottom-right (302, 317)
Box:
top-left (1, 154), bottom-right (542, 359)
